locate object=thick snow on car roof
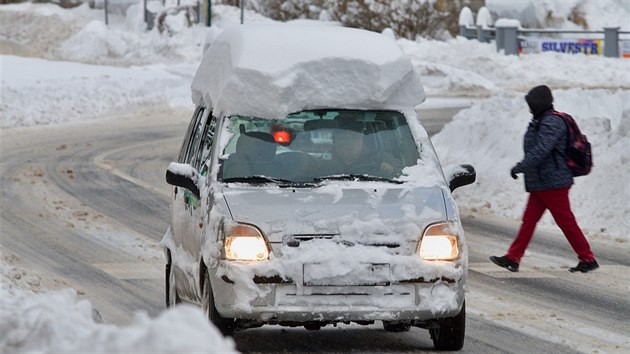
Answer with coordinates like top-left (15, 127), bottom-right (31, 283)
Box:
top-left (191, 24), bottom-right (426, 119)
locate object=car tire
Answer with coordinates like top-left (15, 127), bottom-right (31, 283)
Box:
top-left (165, 256), bottom-right (181, 307)
top-left (430, 301), bottom-right (465, 351)
top-left (202, 271), bottom-right (235, 336)
top-left (382, 321), bottom-right (411, 332)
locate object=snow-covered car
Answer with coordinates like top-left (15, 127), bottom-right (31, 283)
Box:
top-left (162, 24), bottom-right (476, 350)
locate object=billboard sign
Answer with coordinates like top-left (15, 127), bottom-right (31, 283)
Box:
top-left (520, 38), bottom-right (603, 55)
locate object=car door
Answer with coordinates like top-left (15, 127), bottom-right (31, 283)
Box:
top-left (184, 113), bottom-right (217, 267)
top-left (171, 106), bottom-right (208, 265)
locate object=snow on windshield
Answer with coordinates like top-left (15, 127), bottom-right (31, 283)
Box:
top-left (191, 24), bottom-right (426, 119)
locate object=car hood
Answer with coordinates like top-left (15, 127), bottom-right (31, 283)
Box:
top-left (222, 184), bottom-right (447, 243)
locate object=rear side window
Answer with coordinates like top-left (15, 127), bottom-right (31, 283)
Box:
top-left (219, 110), bottom-right (420, 182)
top-left (178, 107), bottom-right (204, 163)
top-left (180, 107), bottom-right (207, 164)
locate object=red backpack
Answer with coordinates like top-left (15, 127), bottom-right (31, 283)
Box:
top-left (552, 111), bottom-right (593, 177)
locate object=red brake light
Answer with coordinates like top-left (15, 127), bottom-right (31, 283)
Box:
top-left (273, 130), bottom-right (291, 144)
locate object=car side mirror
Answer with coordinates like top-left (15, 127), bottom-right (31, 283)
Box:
top-left (445, 164), bottom-right (476, 192)
top-left (166, 162), bottom-right (201, 199)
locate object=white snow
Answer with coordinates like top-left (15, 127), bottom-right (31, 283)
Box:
top-left (191, 24), bottom-right (425, 119)
top-left (0, 55), bottom-right (194, 128)
top-left (1, 1), bottom-right (629, 352)
top-left (475, 7), bottom-right (493, 28)
top-left (458, 6), bottom-right (474, 27)
top-left (0, 258), bottom-right (237, 353)
top-left (486, 0), bottom-right (630, 31)
top-left (495, 18), bottom-right (522, 28)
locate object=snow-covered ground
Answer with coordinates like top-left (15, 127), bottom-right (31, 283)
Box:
top-left (1, 1), bottom-right (629, 352)
top-left (0, 279), bottom-right (237, 353)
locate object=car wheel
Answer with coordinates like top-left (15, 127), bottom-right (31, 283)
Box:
top-left (202, 271), bottom-right (235, 336)
top-left (165, 259), bottom-right (181, 307)
top-left (382, 320), bottom-right (411, 332)
top-left (430, 301), bottom-right (465, 351)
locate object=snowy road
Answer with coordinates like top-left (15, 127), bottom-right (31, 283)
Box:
top-left (1, 107), bottom-right (628, 353)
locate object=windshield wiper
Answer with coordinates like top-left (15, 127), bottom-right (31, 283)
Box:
top-left (314, 174), bottom-right (402, 184)
top-left (222, 175), bottom-right (313, 187)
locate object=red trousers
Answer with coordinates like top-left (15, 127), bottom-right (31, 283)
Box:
top-left (506, 187), bottom-right (595, 264)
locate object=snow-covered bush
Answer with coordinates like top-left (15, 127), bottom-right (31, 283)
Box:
top-left (328, 0), bottom-right (462, 39)
top-left (248, 0), bottom-right (327, 21)
top-left (217, 0), bottom-right (470, 39)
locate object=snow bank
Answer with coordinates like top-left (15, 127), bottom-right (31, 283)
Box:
top-left (0, 55), bottom-right (194, 128)
top-left (192, 24), bottom-right (425, 119)
top-left (57, 3), bottom-right (211, 66)
top-left (398, 36), bottom-right (630, 96)
top-left (432, 89), bottom-right (630, 239)
top-left (0, 257), bottom-right (238, 353)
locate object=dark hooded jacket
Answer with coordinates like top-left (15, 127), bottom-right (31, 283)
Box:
top-left (512, 85), bottom-right (573, 192)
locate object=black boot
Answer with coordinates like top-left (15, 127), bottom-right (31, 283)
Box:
top-left (490, 255), bottom-right (519, 272)
top-left (569, 260), bottom-right (599, 273)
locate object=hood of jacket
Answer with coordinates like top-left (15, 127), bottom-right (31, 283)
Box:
top-left (525, 85), bottom-right (554, 117)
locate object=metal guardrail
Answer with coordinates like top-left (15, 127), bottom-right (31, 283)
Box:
top-left (459, 6), bottom-right (629, 58)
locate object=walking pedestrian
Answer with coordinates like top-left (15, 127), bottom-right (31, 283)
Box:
top-left (490, 85), bottom-right (599, 273)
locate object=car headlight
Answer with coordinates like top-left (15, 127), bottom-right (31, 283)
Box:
top-left (224, 224), bottom-right (270, 261)
top-left (418, 222), bottom-right (459, 261)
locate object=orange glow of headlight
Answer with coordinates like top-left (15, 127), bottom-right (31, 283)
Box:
top-left (418, 223), bottom-right (459, 261)
top-left (224, 224), bottom-right (269, 261)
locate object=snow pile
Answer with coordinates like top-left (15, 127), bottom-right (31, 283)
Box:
top-left (433, 89), bottom-right (630, 239)
top-left (0, 2), bottom-right (272, 66)
top-left (57, 3), bottom-right (275, 66)
top-left (0, 257), bottom-right (238, 353)
top-left (486, 0), bottom-right (630, 31)
top-left (192, 24), bottom-right (425, 119)
top-left (0, 55), bottom-right (195, 128)
top-left (397, 36), bottom-right (630, 96)
top-left (56, 12), bottom-right (207, 66)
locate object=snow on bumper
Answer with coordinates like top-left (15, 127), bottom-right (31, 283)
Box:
top-left (210, 266), bottom-right (464, 322)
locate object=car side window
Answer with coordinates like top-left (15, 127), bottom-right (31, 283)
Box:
top-left (194, 114), bottom-right (217, 176)
top-left (177, 106), bottom-right (204, 163)
top-left (184, 108), bottom-right (208, 166)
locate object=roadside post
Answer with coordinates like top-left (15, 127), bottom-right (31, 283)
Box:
top-left (504, 26), bottom-right (518, 55)
top-left (496, 19), bottom-right (520, 55)
top-left (495, 27), bottom-right (504, 52)
top-left (475, 7), bottom-right (492, 43)
top-left (203, 0), bottom-right (211, 26)
top-left (104, 0), bottom-right (108, 25)
top-left (604, 27), bottom-right (620, 58)
top-left (458, 6), bottom-right (474, 38)
top-left (240, 0), bottom-right (246, 24)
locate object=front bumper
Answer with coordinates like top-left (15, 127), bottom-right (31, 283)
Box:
top-left (211, 270), bottom-right (465, 322)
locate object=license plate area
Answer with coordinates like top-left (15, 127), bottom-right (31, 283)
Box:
top-left (303, 263), bottom-right (390, 286)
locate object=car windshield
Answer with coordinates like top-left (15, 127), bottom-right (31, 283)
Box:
top-left (219, 110), bottom-right (420, 183)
